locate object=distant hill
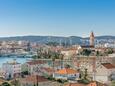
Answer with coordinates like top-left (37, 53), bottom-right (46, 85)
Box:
top-left (85, 35), bottom-right (115, 40)
top-left (0, 35), bottom-right (115, 44)
top-left (95, 36), bottom-right (115, 40)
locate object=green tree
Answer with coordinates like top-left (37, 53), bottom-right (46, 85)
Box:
top-left (84, 68), bottom-right (88, 80)
top-left (107, 48), bottom-right (114, 54)
top-left (96, 51), bottom-right (100, 56)
top-left (35, 48), bottom-right (61, 59)
top-left (46, 42), bottom-right (59, 46)
top-left (65, 64), bottom-right (71, 69)
top-left (1, 82), bottom-right (11, 86)
top-left (111, 80), bottom-right (115, 86)
top-left (81, 49), bottom-right (91, 56)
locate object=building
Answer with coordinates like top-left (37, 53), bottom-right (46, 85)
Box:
top-left (64, 81), bottom-right (106, 86)
top-left (53, 68), bottom-right (79, 80)
top-left (61, 48), bottom-right (78, 59)
top-left (104, 43), bottom-right (115, 48)
top-left (26, 60), bottom-right (46, 75)
top-left (2, 60), bottom-right (21, 79)
top-left (19, 75), bottom-right (48, 86)
top-left (40, 67), bottom-right (54, 76)
top-left (90, 31), bottom-right (95, 46)
top-left (19, 75), bottom-right (62, 86)
top-left (78, 32), bottom-right (95, 53)
top-left (94, 63), bottom-right (115, 83)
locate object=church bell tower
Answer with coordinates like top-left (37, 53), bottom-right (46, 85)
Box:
top-left (90, 31), bottom-right (95, 46)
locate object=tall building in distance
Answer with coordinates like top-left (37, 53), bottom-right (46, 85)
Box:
top-left (90, 31), bottom-right (95, 46)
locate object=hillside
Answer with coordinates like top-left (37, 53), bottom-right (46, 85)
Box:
top-left (0, 35), bottom-right (114, 44)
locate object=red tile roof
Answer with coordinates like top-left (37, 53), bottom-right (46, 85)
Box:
top-left (65, 82), bottom-right (106, 86)
top-left (41, 67), bottom-right (54, 73)
top-left (20, 75), bottom-right (48, 83)
top-left (65, 83), bottom-right (86, 86)
top-left (56, 68), bottom-right (79, 75)
top-left (102, 63), bottom-right (115, 69)
top-left (27, 60), bottom-right (45, 65)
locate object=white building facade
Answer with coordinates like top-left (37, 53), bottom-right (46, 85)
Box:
top-left (2, 61), bottom-right (21, 79)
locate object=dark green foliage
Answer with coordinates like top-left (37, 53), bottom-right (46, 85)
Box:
top-left (96, 51), bottom-right (100, 56)
top-left (80, 49), bottom-right (91, 56)
top-left (111, 80), bottom-right (115, 86)
top-left (79, 73), bottom-right (82, 79)
top-left (1, 82), bottom-right (11, 86)
top-left (21, 71), bottom-right (29, 77)
top-left (34, 48), bottom-right (63, 59)
top-left (46, 42), bottom-right (59, 46)
top-left (84, 69), bottom-right (88, 80)
top-left (78, 79), bottom-right (90, 84)
top-left (65, 64), bottom-right (71, 69)
top-left (107, 48), bottom-right (114, 54)
top-left (47, 75), bottom-right (55, 81)
top-left (57, 79), bottom-right (67, 83)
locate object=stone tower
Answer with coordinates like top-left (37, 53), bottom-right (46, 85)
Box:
top-left (90, 31), bottom-right (95, 46)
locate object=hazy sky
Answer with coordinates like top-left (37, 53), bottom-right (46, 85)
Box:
top-left (0, 0), bottom-right (115, 37)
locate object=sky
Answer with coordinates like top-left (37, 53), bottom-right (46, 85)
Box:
top-left (0, 0), bottom-right (115, 37)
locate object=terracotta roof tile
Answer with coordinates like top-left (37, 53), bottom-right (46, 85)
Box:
top-left (21, 75), bottom-right (48, 83)
top-left (102, 63), bottom-right (115, 69)
top-left (65, 83), bottom-right (86, 86)
top-left (56, 68), bottom-right (79, 75)
top-left (41, 67), bottom-right (54, 73)
top-left (65, 82), bottom-right (106, 86)
top-left (27, 60), bottom-right (45, 65)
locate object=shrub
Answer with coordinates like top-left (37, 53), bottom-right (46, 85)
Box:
top-left (1, 82), bottom-right (11, 86)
